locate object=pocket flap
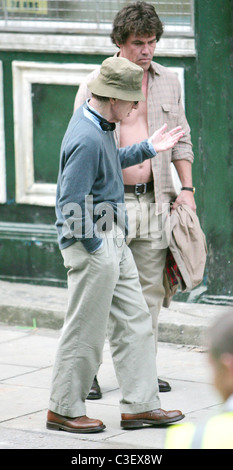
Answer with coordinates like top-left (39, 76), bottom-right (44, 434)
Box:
top-left (161, 104), bottom-right (171, 112)
top-left (161, 103), bottom-right (178, 114)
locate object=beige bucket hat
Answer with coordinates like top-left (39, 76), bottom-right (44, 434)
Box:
top-left (88, 57), bottom-right (145, 102)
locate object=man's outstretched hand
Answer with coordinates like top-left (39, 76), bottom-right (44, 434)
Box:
top-left (149, 123), bottom-right (184, 153)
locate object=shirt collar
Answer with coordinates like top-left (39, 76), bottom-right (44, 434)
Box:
top-left (83, 99), bottom-right (104, 131)
top-left (149, 61), bottom-right (160, 76)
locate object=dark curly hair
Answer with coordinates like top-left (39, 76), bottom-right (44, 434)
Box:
top-left (111, 2), bottom-right (164, 47)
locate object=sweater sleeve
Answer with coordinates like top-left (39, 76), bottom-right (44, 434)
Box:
top-left (118, 139), bottom-right (156, 169)
top-left (170, 78), bottom-right (194, 163)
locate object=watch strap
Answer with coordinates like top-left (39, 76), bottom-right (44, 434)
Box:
top-left (181, 186), bottom-right (195, 194)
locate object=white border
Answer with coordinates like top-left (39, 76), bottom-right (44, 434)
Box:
top-left (12, 61), bottom-right (99, 206)
top-left (0, 61), bottom-right (6, 204)
top-left (12, 61), bottom-right (184, 206)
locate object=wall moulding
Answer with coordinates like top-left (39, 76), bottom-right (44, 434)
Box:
top-left (0, 221), bottom-right (57, 242)
top-left (0, 33), bottom-right (196, 57)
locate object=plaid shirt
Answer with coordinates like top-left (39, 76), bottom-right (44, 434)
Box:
top-left (75, 60), bottom-right (194, 210)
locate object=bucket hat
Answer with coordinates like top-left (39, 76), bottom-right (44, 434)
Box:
top-left (88, 57), bottom-right (145, 102)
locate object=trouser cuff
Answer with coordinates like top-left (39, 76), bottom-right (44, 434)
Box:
top-left (120, 398), bottom-right (161, 414)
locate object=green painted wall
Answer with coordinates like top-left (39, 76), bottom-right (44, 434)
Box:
top-left (193, 0), bottom-right (232, 299)
top-left (32, 83), bottom-right (78, 184)
top-left (0, 0), bottom-right (232, 302)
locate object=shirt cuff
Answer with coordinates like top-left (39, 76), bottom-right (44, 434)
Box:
top-left (89, 240), bottom-right (104, 253)
top-left (147, 138), bottom-right (157, 156)
top-left (81, 237), bottom-right (103, 253)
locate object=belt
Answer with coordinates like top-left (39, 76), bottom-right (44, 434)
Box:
top-left (124, 181), bottom-right (154, 196)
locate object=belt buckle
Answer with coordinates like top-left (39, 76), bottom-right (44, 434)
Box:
top-left (135, 183), bottom-right (147, 196)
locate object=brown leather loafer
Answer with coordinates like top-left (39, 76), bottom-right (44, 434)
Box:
top-left (47, 410), bottom-right (105, 433)
top-left (121, 408), bottom-right (184, 429)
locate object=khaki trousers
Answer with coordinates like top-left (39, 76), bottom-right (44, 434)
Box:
top-left (125, 191), bottom-right (168, 351)
top-left (49, 225), bottom-right (160, 417)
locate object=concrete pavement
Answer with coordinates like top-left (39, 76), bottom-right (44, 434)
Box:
top-left (0, 280), bottom-right (232, 450)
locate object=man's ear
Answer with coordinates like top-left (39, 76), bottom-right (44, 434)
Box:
top-left (219, 353), bottom-right (233, 378)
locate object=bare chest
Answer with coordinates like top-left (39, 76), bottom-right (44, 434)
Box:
top-left (120, 98), bottom-right (148, 147)
top-left (120, 76), bottom-right (153, 184)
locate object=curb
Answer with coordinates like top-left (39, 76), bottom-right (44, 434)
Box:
top-left (0, 280), bottom-right (232, 346)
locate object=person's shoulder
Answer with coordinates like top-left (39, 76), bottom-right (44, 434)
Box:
top-left (151, 61), bottom-right (179, 82)
top-left (67, 105), bottom-right (85, 132)
top-left (74, 65), bottom-right (101, 110)
top-left (62, 109), bottom-right (103, 161)
top-left (66, 106), bottom-right (99, 142)
top-left (81, 65), bottom-right (101, 85)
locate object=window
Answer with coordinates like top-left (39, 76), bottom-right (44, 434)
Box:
top-left (0, 1), bottom-right (194, 36)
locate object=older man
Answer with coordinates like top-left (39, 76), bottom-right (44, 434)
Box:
top-left (47, 57), bottom-right (185, 433)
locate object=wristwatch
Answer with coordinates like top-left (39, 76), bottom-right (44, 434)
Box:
top-left (181, 186), bottom-right (195, 194)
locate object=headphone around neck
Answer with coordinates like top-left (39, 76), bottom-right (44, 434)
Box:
top-left (87, 104), bottom-right (116, 131)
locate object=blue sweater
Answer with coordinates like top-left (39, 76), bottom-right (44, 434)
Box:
top-left (55, 104), bottom-right (156, 252)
